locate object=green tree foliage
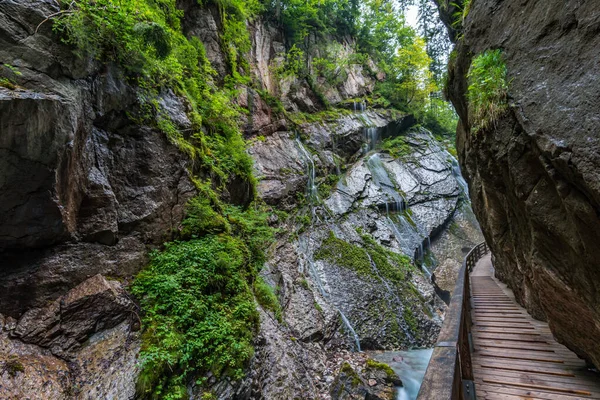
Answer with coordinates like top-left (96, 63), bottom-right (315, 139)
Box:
top-left (416, 0), bottom-right (452, 81)
top-left (53, 2), bottom-right (280, 398)
top-left (356, 0), bottom-right (413, 66)
top-left (467, 49), bottom-right (509, 133)
top-left (264, 0), bottom-right (360, 45)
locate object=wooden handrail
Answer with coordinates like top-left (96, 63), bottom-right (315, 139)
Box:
top-left (416, 242), bottom-right (489, 400)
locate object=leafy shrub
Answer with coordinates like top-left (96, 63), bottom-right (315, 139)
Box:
top-left (132, 236), bottom-right (259, 398)
top-left (132, 198), bottom-right (274, 399)
top-left (451, 0), bottom-right (472, 30)
top-left (419, 98), bottom-right (459, 137)
top-left (467, 49), bottom-right (509, 133)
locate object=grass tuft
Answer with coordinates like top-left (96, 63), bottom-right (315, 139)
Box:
top-left (467, 49), bottom-right (509, 133)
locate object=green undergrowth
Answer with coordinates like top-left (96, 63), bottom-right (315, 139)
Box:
top-left (316, 230), bottom-right (426, 340)
top-left (53, 3), bottom-right (284, 397)
top-left (315, 231), bottom-right (414, 287)
top-left (318, 174), bottom-right (339, 199)
top-left (0, 64), bottom-right (21, 90)
top-left (287, 108), bottom-right (353, 126)
top-left (131, 196), bottom-right (275, 399)
top-left (253, 276), bottom-right (282, 322)
top-left (467, 49), bottom-right (509, 133)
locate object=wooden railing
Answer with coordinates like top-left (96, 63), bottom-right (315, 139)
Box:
top-left (416, 242), bottom-right (489, 400)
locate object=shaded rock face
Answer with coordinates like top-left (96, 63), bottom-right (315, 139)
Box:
top-left (329, 362), bottom-right (399, 400)
top-left (12, 274), bottom-right (133, 358)
top-left (0, 277), bottom-right (139, 400)
top-left (441, 0), bottom-right (600, 367)
top-left (0, 1), bottom-right (191, 397)
top-left (0, 0), bottom-right (196, 318)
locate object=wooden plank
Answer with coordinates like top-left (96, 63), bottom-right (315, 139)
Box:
top-left (473, 356), bottom-right (588, 372)
top-left (477, 383), bottom-right (595, 400)
top-left (473, 327), bottom-right (540, 334)
top-left (475, 362), bottom-right (576, 377)
top-left (474, 335), bottom-right (548, 343)
top-left (481, 379), bottom-right (593, 396)
top-left (474, 368), bottom-right (600, 391)
top-left (477, 351), bottom-right (565, 364)
top-left (477, 342), bottom-right (556, 353)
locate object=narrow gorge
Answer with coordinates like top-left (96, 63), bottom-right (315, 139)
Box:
top-left (1, 0), bottom-right (598, 399)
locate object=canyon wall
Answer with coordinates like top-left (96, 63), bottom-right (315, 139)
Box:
top-left (440, 0), bottom-right (600, 368)
top-left (0, 1), bottom-right (481, 398)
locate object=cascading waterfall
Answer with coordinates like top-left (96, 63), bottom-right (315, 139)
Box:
top-left (339, 312), bottom-right (362, 352)
top-left (449, 155), bottom-right (469, 196)
top-left (364, 127), bottom-right (381, 152)
top-left (296, 137), bottom-right (318, 204)
top-left (365, 153), bottom-right (435, 275)
top-left (367, 154), bottom-right (405, 206)
top-left (332, 134), bottom-right (342, 176)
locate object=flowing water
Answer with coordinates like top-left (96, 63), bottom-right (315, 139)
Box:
top-left (367, 154), bottom-right (406, 207)
top-left (445, 152), bottom-right (469, 197)
top-left (372, 349), bottom-right (434, 400)
top-left (296, 137), bottom-right (318, 204)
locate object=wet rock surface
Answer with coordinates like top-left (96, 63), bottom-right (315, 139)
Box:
top-left (441, 0), bottom-right (600, 368)
top-left (248, 110), bottom-right (483, 397)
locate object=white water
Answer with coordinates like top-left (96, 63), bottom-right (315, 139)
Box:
top-left (296, 137), bottom-right (318, 204)
top-left (367, 154), bottom-right (406, 206)
top-left (373, 349), bottom-right (434, 400)
top-left (332, 134), bottom-right (342, 176)
top-left (353, 100), bottom-right (367, 112)
top-left (445, 152), bottom-right (469, 196)
top-left (340, 311), bottom-right (362, 352)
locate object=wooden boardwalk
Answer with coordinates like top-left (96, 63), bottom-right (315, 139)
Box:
top-left (471, 256), bottom-right (600, 399)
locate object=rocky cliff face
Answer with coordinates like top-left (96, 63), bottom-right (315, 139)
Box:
top-left (440, 0), bottom-right (600, 368)
top-left (0, 1), bottom-right (481, 398)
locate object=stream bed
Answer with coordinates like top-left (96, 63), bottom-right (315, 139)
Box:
top-left (371, 349), bottom-right (433, 400)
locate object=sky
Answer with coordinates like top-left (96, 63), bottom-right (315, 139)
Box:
top-left (405, 4), bottom-right (420, 29)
